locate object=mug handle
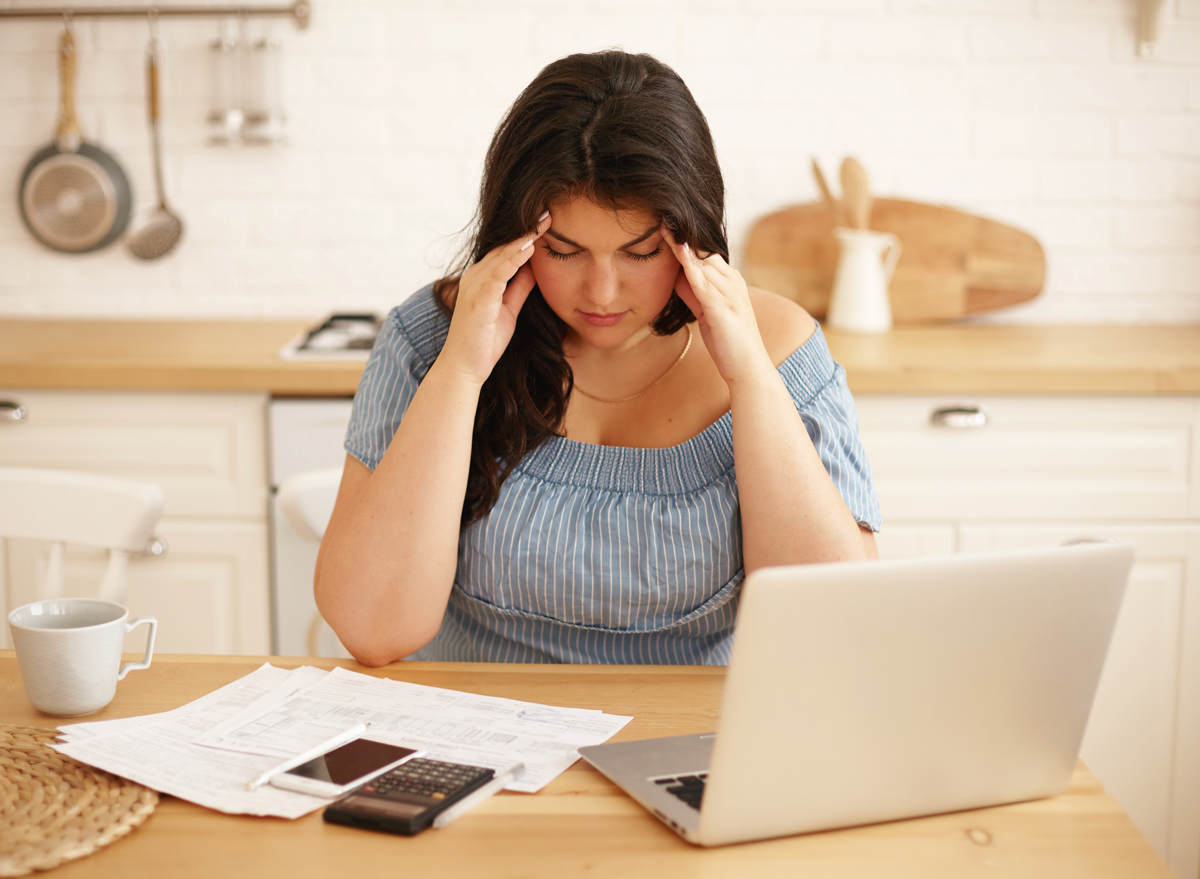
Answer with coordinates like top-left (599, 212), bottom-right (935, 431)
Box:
top-left (879, 232), bottom-right (903, 283)
top-left (118, 616), bottom-right (157, 681)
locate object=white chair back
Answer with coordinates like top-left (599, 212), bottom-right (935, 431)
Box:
top-left (0, 467), bottom-right (164, 604)
top-left (276, 467), bottom-right (347, 658)
top-left (277, 467), bottom-right (341, 542)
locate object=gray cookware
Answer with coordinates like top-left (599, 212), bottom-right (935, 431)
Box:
top-left (19, 28), bottom-right (132, 253)
top-left (128, 33), bottom-right (184, 260)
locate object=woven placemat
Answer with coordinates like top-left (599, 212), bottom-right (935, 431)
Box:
top-left (0, 724), bottom-right (158, 878)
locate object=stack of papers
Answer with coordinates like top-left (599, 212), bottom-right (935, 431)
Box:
top-left (53, 664), bottom-right (632, 819)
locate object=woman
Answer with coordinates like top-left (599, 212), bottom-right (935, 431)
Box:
top-left (315, 51), bottom-right (881, 667)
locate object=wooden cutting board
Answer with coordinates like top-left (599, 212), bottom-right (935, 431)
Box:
top-left (742, 199), bottom-right (1046, 323)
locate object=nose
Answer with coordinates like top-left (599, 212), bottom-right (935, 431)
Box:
top-left (584, 260), bottom-right (618, 308)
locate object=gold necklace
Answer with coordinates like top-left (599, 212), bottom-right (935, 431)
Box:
top-left (573, 325), bottom-right (693, 404)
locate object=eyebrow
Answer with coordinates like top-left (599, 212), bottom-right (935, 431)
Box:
top-left (545, 225), bottom-right (659, 250)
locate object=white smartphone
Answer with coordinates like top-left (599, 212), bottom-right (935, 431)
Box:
top-left (268, 738), bottom-right (424, 798)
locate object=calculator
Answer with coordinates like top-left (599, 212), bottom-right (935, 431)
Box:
top-left (323, 757), bottom-right (496, 836)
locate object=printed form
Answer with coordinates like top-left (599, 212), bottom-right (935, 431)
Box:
top-left (55, 665), bottom-right (333, 817)
top-left (194, 666), bottom-right (630, 793)
top-left (51, 664), bottom-right (631, 817)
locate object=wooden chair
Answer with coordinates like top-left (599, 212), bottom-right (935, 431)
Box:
top-left (0, 467), bottom-right (164, 604)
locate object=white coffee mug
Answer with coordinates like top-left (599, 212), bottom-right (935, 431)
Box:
top-left (8, 598), bottom-right (157, 717)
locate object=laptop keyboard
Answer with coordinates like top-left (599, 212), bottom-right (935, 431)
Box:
top-left (654, 773), bottom-right (707, 810)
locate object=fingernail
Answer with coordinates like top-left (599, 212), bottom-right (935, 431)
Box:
top-left (520, 238), bottom-right (534, 251)
top-left (682, 243), bottom-right (691, 257)
top-left (538, 210), bottom-right (550, 222)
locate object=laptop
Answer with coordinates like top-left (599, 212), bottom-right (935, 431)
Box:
top-left (579, 542), bottom-right (1135, 847)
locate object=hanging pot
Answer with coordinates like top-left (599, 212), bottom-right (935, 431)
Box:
top-left (18, 28), bottom-right (132, 253)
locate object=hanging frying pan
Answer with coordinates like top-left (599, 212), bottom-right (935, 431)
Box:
top-left (19, 28), bottom-right (132, 253)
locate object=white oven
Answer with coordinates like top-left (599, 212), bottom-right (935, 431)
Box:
top-left (267, 398), bottom-right (354, 657)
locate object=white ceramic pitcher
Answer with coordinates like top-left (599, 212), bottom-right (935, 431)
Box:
top-left (826, 228), bottom-right (902, 334)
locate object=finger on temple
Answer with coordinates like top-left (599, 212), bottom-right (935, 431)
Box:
top-left (705, 253), bottom-right (739, 279)
top-left (509, 212), bottom-right (553, 256)
top-left (680, 246), bottom-right (718, 295)
top-left (660, 223), bottom-right (693, 259)
top-left (661, 225), bottom-right (715, 297)
top-left (696, 257), bottom-right (734, 284)
top-left (683, 248), bottom-right (722, 294)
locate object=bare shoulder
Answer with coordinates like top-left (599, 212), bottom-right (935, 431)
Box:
top-left (748, 286), bottom-right (817, 366)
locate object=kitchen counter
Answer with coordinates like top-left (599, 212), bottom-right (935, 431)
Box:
top-left (0, 319), bottom-right (356, 396)
top-left (1, 319), bottom-right (1198, 395)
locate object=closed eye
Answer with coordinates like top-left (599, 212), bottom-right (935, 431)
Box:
top-left (541, 244), bottom-right (662, 262)
top-left (626, 246), bottom-right (662, 263)
top-left (541, 245), bottom-right (579, 261)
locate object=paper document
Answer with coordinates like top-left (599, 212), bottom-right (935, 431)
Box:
top-left (54, 665), bottom-right (333, 817)
top-left (194, 667), bottom-right (631, 792)
top-left (59, 664), bottom-right (324, 744)
top-left (52, 664), bottom-right (631, 817)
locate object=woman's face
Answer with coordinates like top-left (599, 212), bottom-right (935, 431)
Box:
top-left (530, 197), bottom-right (681, 351)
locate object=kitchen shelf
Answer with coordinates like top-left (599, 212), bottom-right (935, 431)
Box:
top-left (0, 2), bottom-right (310, 28)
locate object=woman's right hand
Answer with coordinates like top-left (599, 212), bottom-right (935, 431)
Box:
top-left (439, 211), bottom-right (551, 386)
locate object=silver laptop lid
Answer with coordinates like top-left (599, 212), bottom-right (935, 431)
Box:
top-left (697, 542), bottom-right (1134, 846)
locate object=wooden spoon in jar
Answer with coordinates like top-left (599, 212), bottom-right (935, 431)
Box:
top-left (840, 156), bottom-right (872, 230)
top-left (811, 158), bottom-right (840, 225)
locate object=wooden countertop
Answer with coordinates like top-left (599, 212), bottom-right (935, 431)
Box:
top-left (0, 319), bottom-right (358, 397)
top-left (1, 319), bottom-right (1198, 396)
top-left (0, 652), bottom-right (1173, 879)
top-left (824, 323), bottom-right (1200, 395)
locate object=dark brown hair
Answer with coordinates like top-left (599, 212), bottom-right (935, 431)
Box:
top-left (438, 50), bottom-right (728, 526)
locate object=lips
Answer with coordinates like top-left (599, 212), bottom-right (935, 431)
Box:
top-left (580, 310), bottom-right (627, 327)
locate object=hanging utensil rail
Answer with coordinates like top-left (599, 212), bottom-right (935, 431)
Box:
top-left (0, 2), bottom-right (310, 28)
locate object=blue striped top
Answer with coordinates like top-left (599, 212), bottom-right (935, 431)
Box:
top-left (345, 284), bottom-right (882, 665)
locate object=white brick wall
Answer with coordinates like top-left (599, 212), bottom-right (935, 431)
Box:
top-left (0, 0), bottom-right (1198, 323)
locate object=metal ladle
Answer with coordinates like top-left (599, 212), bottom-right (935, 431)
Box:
top-left (128, 26), bottom-right (183, 260)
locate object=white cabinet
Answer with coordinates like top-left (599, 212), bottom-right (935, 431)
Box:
top-left (857, 395), bottom-right (1200, 879)
top-left (0, 390), bottom-right (271, 655)
top-left (871, 524), bottom-right (956, 560)
top-left (862, 396), bottom-right (1197, 521)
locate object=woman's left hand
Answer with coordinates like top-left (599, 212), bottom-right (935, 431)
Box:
top-left (662, 225), bottom-right (775, 388)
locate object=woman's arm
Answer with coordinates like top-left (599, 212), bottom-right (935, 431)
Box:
top-left (663, 230), bottom-right (876, 572)
top-left (314, 214), bottom-right (552, 666)
top-left (314, 364), bottom-right (486, 666)
top-left (724, 316), bottom-right (878, 569)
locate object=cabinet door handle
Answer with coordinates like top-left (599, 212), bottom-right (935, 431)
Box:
top-left (930, 404), bottom-right (989, 429)
top-left (0, 401), bottom-right (27, 423)
top-left (144, 535), bottom-right (169, 557)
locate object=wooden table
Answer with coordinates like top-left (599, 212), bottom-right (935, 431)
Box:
top-left (0, 652), bottom-right (1173, 879)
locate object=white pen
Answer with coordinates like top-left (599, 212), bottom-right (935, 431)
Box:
top-left (245, 722), bottom-right (369, 791)
top-left (432, 762), bottom-right (526, 829)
